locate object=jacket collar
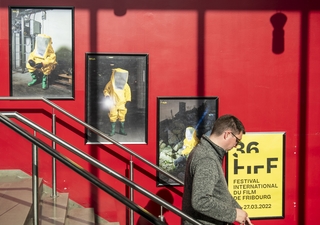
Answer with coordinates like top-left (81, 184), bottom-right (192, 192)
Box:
top-left (202, 135), bottom-right (226, 162)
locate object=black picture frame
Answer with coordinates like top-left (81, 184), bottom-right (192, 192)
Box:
top-left (157, 96), bottom-right (219, 186)
top-left (85, 53), bottom-right (148, 144)
top-left (9, 6), bottom-right (74, 99)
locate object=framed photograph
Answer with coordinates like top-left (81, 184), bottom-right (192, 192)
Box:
top-left (85, 53), bottom-right (148, 144)
top-left (9, 7), bottom-right (74, 99)
top-left (157, 97), bottom-right (219, 185)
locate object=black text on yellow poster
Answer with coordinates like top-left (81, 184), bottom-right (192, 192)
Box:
top-left (227, 132), bottom-right (285, 218)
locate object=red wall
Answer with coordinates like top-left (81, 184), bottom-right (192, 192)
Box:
top-left (1, 1), bottom-right (320, 224)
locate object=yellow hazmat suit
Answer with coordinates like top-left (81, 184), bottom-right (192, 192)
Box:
top-left (174, 127), bottom-right (199, 168)
top-left (26, 34), bottom-right (57, 89)
top-left (103, 68), bottom-right (131, 136)
top-left (181, 127), bottom-right (199, 155)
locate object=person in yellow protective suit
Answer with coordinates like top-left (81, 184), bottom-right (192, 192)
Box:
top-left (181, 127), bottom-right (199, 155)
top-left (174, 127), bottom-right (199, 168)
top-left (26, 34), bottom-right (57, 89)
top-left (103, 68), bottom-right (131, 136)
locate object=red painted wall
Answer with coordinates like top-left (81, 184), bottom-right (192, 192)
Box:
top-left (1, 1), bottom-right (320, 224)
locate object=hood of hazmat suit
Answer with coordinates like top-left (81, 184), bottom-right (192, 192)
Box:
top-left (106, 68), bottom-right (131, 106)
top-left (111, 68), bottom-right (129, 90)
top-left (34, 34), bottom-right (55, 59)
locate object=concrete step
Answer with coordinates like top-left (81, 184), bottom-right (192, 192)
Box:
top-left (66, 208), bottom-right (95, 225)
top-left (40, 192), bottom-right (69, 225)
top-left (0, 170), bottom-right (119, 225)
top-left (0, 177), bottom-right (42, 225)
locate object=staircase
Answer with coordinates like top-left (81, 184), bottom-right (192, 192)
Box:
top-left (0, 170), bottom-right (119, 225)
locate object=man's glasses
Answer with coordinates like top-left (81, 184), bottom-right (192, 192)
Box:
top-left (231, 132), bottom-right (241, 145)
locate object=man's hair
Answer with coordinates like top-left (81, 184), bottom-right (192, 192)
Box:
top-left (211, 114), bottom-right (245, 136)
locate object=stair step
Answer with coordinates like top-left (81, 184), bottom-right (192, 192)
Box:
top-left (0, 177), bottom-right (42, 225)
top-left (0, 170), bottom-right (120, 225)
top-left (66, 207), bottom-right (95, 225)
top-left (40, 192), bottom-right (69, 225)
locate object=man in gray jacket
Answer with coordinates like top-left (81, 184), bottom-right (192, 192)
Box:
top-left (182, 114), bottom-right (253, 225)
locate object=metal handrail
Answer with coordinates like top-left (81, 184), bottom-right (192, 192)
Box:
top-left (0, 113), bottom-right (166, 225)
top-left (0, 111), bottom-right (202, 225)
top-left (0, 97), bottom-right (183, 185)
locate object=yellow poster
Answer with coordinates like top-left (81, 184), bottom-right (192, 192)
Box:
top-left (227, 132), bottom-right (285, 218)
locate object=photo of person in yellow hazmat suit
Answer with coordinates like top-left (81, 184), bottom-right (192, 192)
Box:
top-left (103, 68), bottom-right (131, 136)
top-left (26, 34), bottom-right (57, 90)
top-left (157, 97), bottom-right (218, 185)
top-left (86, 53), bottom-right (148, 144)
top-left (181, 127), bottom-right (200, 156)
top-left (10, 7), bottom-right (73, 98)
top-left (173, 126), bottom-right (199, 168)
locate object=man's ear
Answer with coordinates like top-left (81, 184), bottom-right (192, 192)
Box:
top-left (223, 131), bottom-right (228, 140)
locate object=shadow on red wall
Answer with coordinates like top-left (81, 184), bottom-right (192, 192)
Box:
top-left (136, 188), bottom-right (174, 225)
